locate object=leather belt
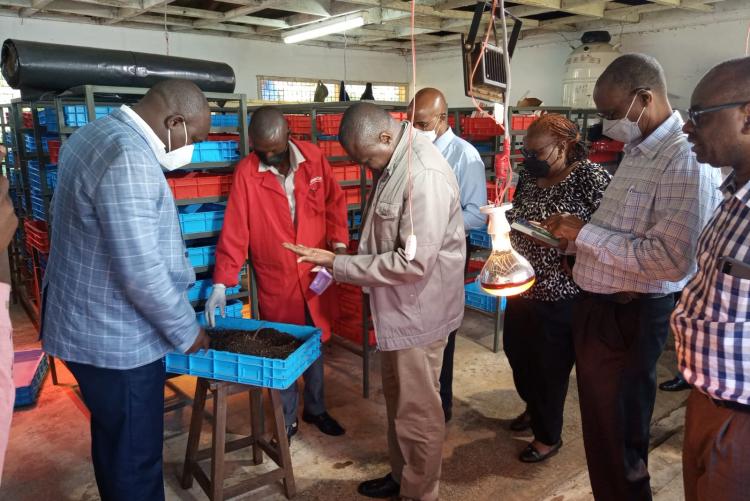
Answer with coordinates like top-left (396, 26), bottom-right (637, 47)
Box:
top-left (585, 291), bottom-right (671, 305)
top-left (704, 393), bottom-right (750, 414)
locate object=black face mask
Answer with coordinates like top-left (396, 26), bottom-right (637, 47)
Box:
top-left (258, 149), bottom-right (287, 167)
top-left (522, 157), bottom-right (551, 178)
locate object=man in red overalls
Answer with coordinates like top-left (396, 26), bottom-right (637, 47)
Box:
top-left (205, 106), bottom-right (348, 441)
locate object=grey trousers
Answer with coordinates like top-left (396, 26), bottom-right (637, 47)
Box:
top-left (279, 352), bottom-right (326, 425)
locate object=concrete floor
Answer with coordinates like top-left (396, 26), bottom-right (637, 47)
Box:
top-left (1, 305), bottom-right (690, 501)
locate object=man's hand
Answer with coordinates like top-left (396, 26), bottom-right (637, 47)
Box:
top-left (204, 284), bottom-right (227, 328)
top-left (0, 175), bottom-right (18, 251)
top-left (283, 242), bottom-right (336, 269)
top-left (333, 246), bottom-right (348, 256)
top-left (543, 213), bottom-right (584, 243)
top-left (185, 328), bottom-right (211, 354)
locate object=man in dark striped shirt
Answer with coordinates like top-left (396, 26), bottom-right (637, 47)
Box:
top-left (672, 57), bottom-right (750, 501)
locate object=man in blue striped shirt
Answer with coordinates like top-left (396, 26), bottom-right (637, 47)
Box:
top-left (408, 88), bottom-right (488, 422)
top-left (546, 54), bottom-right (722, 501)
top-left (672, 57), bottom-right (750, 501)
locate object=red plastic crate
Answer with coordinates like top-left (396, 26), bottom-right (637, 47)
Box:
top-left (334, 319), bottom-right (376, 346)
top-left (448, 115), bottom-right (456, 128)
top-left (285, 114), bottom-right (312, 135)
top-left (208, 133), bottom-right (240, 142)
top-left (461, 116), bottom-right (505, 140)
top-left (22, 112), bottom-right (32, 128)
top-left (167, 173), bottom-right (232, 199)
top-left (316, 114), bottom-right (343, 135)
top-left (24, 219), bottom-right (49, 254)
top-left (590, 139), bottom-right (624, 153)
top-left (47, 139), bottom-right (61, 164)
top-left (390, 112), bottom-right (407, 121)
top-left (511, 115), bottom-right (537, 131)
top-left (342, 186), bottom-right (362, 205)
top-left (332, 163), bottom-right (360, 182)
top-left (487, 181), bottom-right (497, 203)
top-left (588, 151), bottom-right (619, 164)
top-left (319, 140), bottom-right (347, 158)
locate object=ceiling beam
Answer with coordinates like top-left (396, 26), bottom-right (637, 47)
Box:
top-left (19, 0), bottom-right (54, 17)
top-left (192, 0), bottom-right (281, 28)
top-left (105, 0), bottom-right (171, 25)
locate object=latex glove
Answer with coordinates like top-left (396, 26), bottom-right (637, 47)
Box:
top-left (205, 284), bottom-right (227, 328)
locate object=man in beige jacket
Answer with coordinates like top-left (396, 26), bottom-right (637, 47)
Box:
top-left (285, 102), bottom-right (465, 501)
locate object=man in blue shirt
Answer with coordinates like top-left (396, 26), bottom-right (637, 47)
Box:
top-left (408, 88), bottom-right (488, 421)
top-left (42, 79), bottom-right (211, 501)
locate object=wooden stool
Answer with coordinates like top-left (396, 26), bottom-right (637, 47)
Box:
top-left (181, 378), bottom-right (296, 500)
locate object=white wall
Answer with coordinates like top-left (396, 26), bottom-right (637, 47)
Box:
top-left (416, 2), bottom-right (750, 110)
top-left (0, 15), bottom-right (410, 100)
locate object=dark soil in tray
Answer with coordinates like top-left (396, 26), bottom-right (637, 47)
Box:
top-left (208, 328), bottom-right (303, 359)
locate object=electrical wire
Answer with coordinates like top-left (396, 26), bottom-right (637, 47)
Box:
top-left (406, 0), bottom-right (417, 239)
top-left (498, 0), bottom-right (512, 203)
top-left (745, 21), bottom-right (750, 56)
top-left (164, 7), bottom-right (170, 56)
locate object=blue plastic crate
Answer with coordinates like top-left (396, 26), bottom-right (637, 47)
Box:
top-left (187, 245), bottom-right (217, 267)
top-left (318, 134), bottom-right (338, 141)
top-left (62, 105), bottom-right (115, 127)
top-left (6, 149), bottom-right (14, 166)
top-left (28, 161), bottom-right (57, 192)
top-left (179, 203), bottom-right (225, 235)
top-left (468, 226), bottom-right (492, 249)
top-left (473, 143), bottom-right (493, 153)
top-left (41, 108), bottom-right (58, 132)
top-left (14, 349), bottom-right (48, 407)
top-left (191, 140), bottom-right (240, 163)
top-left (23, 134), bottom-right (50, 154)
top-left (188, 278), bottom-right (240, 302)
top-left (464, 281), bottom-right (506, 313)
top-left (3, 131), bottom-right (11, 145)
top-left (30, 193), bottom-right (47, 221)
top-left (195, 299), bottom-right (243, 323)
top-left (165, 317), bottom-right (322, 389)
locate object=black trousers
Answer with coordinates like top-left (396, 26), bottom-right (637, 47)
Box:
top-left (573, 293), bottom-right (675, 501)
top-left (503, 296), bottom-right (576, 445)
top-left (439, 237), bottom-right (471, 416)
top-left (67, 358), bottom-right (166, 501)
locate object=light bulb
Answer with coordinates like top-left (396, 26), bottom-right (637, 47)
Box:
top-left (478, 203), bottom-right (535, 297)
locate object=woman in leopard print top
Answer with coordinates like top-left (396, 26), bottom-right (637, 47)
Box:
top-left (503, 114), bottom-right (611, 463)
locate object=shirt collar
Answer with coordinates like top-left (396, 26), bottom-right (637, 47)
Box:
top-left (119, 105), bottom-right (165, 159)
top-left (720, 171), bottom-right (750, 207)
top-left (434, 127), bottom-right (455, 154)
top-left (624, 110), bottom-right (684, 160)
top-left (383, 122), bottom-right (413, 176)
top-left (258, 140), bottom-right (305, 176)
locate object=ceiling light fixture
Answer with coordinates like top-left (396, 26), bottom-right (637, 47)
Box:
top-left (283, 13), bottom-right (367, 44)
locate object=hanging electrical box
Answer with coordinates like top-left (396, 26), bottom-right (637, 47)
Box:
top-left (461, 1), bottom-right (522, 104)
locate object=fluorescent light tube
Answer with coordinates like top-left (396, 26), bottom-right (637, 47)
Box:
top-left (283, 13), bottom-right (366, 44)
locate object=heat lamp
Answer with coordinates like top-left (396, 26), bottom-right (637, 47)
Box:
top-left (478, 204), bottom-right (535, 297)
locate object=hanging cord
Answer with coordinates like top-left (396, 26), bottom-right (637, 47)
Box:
top-left (164, 6), bottom-right (170, 56)
top-left (497, 0), bottom-right (512, 203)
top-left (745, 22), bottom-right (750, 56)
top-left (406, 0), bottom-right (417, 239)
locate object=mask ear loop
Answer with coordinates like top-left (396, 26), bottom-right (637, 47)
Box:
top-left (167, 127), bottom-right (172, 152)
top-left (182, 121), bottom-right (189, 147)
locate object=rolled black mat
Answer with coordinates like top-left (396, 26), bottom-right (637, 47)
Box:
top-left (1, 39), bottom-right (236, 95)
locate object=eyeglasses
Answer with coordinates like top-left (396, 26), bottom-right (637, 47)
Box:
top-left (686, 101), bottom-right (749, 127)
top-left (596, 87), bottom-right (650, 120)
top-left (520, 141), bottom-right (557, 160)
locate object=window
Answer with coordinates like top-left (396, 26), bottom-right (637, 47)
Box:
top-left (0, 76), bottom-right (19, 105)
top-left (258, 76), bottom-right (407, 103)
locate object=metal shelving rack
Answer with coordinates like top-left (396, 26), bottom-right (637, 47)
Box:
top-left (6, 86), bottom-right (252, 387)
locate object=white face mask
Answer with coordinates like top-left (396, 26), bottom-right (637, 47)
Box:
top-left (159, 122), bottom-right (194, 171)
top-left (415, 128), bottom-right (438, 143)
top-left (602, 93), bottom-right (646, 144)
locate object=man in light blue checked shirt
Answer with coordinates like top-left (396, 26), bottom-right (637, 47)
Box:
top-left (408, 87), bottom-right (488, 422)
top-left (672, 58), bottom-right (750, 501)
top-left (546, 55), bottom-right (722, 501)
top-left (41, 79), bottom-right (211, 501)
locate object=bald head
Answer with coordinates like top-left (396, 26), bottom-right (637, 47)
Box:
top-left (407, 87), bottom-right (449, 137)
top-left (134, 78), bottom-right (210, 150)
top-left (596, 53), bottom-right (667, 96)
top-left (694, 57), bottom-right (750, 104)
top-left (339, 102), bottom-right (401, 171)
top-left (249, 106), bottom-right (289, 143)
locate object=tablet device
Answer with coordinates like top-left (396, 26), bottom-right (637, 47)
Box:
top-left (511, 218), bottom-right (561, 247)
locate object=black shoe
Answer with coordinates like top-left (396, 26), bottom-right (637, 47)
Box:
top-left (357, 473), bottom-right (400, 498)
top-left (271, 420), bottom-right (297, 448)
top-left (510, 409), bottom-right (531, 431)
top-left (302, 411), bottom-right (346, 436)
top-left (659, 376), bottom-right (691, 392)
top-left (519, 440), bottom-right (563, 463)
top-left (444, 408), bottom-right (452, 423)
